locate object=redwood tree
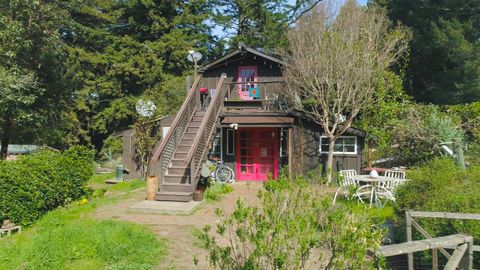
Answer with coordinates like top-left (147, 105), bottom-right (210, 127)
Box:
top-left (284, 0), bottom-right (409, 183)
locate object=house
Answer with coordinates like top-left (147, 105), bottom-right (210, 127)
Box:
top-left (148, 44), bottom-right (366, 201)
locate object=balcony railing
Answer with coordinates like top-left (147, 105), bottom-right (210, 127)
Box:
top-left (219, 81), bottom-right (287, 111)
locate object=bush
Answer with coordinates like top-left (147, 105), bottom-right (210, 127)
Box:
top-left (204, 183), bottom-right (233, 201)
top-left (198, 177), bottom-right (384, 269)
top-left (0, 146), bottom-right (94, 225)
top-left (395, 158), bottom-right (480, 240)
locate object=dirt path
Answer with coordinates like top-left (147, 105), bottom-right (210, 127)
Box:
top-left (93, 182), bottom-right (264, 270)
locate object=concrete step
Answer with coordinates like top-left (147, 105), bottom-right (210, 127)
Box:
top-left (167, 166), bottom-right (189, 175)
top-left (156, 191), bottom-right (193, 202)
top-left (160, 183), bottom-right (194, 193)
top-left (164, 174), bottom-right (190, 184)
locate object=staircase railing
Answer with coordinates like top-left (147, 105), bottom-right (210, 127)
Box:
top-left (186, 73), bottom-right (227, 186)
top-left (149, 76), bottom-right (201, 184)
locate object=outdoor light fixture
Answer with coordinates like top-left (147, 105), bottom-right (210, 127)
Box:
top-left (187, 50), bottom-right (202, 78)
top-left (229, 123), bottom-right (239, 130)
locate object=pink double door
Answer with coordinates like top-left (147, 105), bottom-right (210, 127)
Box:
top-left (236, 128), bottom-right (279, 181)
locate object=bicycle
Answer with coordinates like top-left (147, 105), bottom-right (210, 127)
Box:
top-left (201, 159), bottom-right (235, 184)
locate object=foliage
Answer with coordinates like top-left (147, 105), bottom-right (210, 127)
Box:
top-left (133, 116), bottom-right (161, 179)
top-left (0, 0), bottom-right (71, 153)
top-left (204, 183), bottom-right (233, 202)
top-left (210, 0), bottom-right (302, 51)
top-left (198, 177), bottom-right (384, 269)
top-left (0, 146), bottom-right (94, 226)
top-left (356, 71), bottom-right (410, 164)
top-left (378, 0), bottom-right (480, 104)
top-left (284, 0), bottom-right (409, 182)
top-left (394, 159), bottom-right (480, 240)
top-left (391, 105), bottom-right (464, 165)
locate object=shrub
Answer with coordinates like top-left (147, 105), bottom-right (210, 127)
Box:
top-left (198, 177), bottom-right (384, 269)
top-left (204, 183), bottom-right (233, 201)
top-left (395, 158), bottom-right (480, 240)
top-left (0, 146), bottom-right (94, 225)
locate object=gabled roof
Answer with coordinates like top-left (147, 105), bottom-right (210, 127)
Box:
top-left (201, 43), bottom-right (286, 71)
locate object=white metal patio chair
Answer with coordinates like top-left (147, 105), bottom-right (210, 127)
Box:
top-left (333, 170), bottom-right (372, 204)
top-left (381, 170), bottom-right (406, 191)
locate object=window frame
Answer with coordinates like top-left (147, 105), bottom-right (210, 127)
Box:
top-left (319, 136), bottom-right (357, 155)
top-left (280, 128), bottom-right (288, 157)
top-left (226, 129), bottom-right (235, 155)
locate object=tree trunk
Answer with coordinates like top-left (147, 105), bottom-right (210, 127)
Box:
top-left (326, 137), bottom-right (336, 184)
top-left (0, 119), bottom-right (12, 160)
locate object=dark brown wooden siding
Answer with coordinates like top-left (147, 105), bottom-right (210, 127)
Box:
top-left (201, 51), bottom-right (285, 100)
top-left (291, 118), bottom-right (364, 178)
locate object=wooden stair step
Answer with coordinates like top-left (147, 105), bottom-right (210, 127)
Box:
top-left (164, 174), bottom-right (190, 184)
top-left (167, 166), bottom-right (189, 175)
top-left (160, 183), bottom-right (194, 193)
top-left (155, 191), bottom-right (193, 202)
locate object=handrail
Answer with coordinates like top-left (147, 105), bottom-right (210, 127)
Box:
top-left (149, 75), bottom-right (201, 177)
top-left (186, 73), bottom-right (227, 185)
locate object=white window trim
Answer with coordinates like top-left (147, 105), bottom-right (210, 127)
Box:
top-left (280, 128), bottom-right (288, 157)
top-left (319, 136), bottom-right (357, 155)
top-left (226, 129), bottom-right (235, 155)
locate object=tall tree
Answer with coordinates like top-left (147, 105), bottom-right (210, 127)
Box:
top-left (284, 0), bottom-right (409, 183)
top-left (63, 0), bottom-right (214, 151)
top-left (0, 0), bottom-right (70, 157)
top-left (211, 0), bottom-right (310, 51)
top-left (377, 0), bottom-right (480, 104)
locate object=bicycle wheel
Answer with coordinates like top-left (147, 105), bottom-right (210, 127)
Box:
top-left (215, 166), bottom-right (234, 184)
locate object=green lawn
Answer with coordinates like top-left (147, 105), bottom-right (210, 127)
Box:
top-left (0, 174), bottom-right (166, 270)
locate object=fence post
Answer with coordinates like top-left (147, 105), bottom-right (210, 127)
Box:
top-left (406, 210), bottom-right (414, 270)
top-left (432, 249), bottom-right (438, 270)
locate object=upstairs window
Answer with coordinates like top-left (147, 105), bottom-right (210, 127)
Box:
top-left (319, 136), bottom-right (357, 154)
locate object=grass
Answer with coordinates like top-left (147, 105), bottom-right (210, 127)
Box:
top-left (0, 173), bottom-right (165, 270)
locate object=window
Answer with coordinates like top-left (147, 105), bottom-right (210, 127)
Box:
top-left (208, 129), bottom-right (222, 160)
top-left (319, 136), bottom-right (357, 154)
top-left (280, 128), bottom-right (288, 157)
top-left (227, 129), bottom-right (235, 155)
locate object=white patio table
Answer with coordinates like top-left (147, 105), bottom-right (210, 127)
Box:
top-left (353, 175), bottom-right (399, 208)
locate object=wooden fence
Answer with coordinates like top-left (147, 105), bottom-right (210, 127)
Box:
top-left (376, 210), bottom-right (480, 270)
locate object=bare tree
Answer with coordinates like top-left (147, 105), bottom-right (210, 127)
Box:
top-left (284, 0), bottom-right (409, 183)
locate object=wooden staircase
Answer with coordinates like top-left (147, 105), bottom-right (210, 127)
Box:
top-left (156, 110), bottom-right (205, 201)
top-left (149, 74), bottom-right (227, 201)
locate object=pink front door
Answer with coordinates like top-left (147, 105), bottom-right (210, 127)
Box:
top-left (236, 128), bottom-right (279, 181)
top-left (237, 66), bottom-right (257, 100)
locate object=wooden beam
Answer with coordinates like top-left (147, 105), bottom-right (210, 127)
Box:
top-left (377, 234), bottom-right (473, 257)
top-left (406, 210), bottom-right (414, 270)
top-left (444, 243), bottom-right (468, 270)
top-left (408, 211), bottom-right (480, 221)
top-left (288, 127), bottom-right (293, 176)
top-left (410, 218), bottom-right (451, 259)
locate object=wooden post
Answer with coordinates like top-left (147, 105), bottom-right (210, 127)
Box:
top-left (146, 176), bottom-right (158, 201)
top-left (406, 210), bottom-right (414, 270)
top-left (432, 249), bottom-right (438, 270)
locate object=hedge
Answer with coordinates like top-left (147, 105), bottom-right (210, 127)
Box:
top-left (395, 158), bottom-right (480, 240)
top-left (0, 146), bottom-right (94, 225)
